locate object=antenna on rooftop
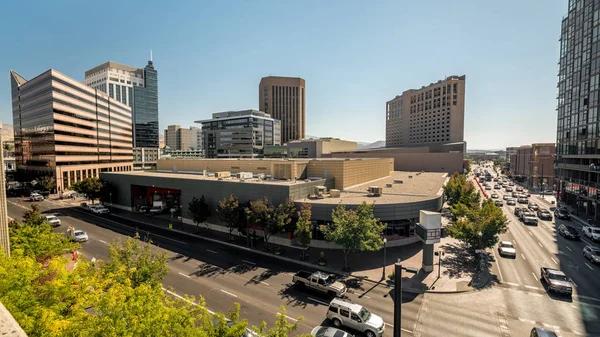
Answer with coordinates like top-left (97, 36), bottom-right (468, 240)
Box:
top-left (150, 49), bottom-right (153, 62)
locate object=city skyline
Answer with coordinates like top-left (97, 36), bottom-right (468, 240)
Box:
top-left (0, 0), bottom-right (565, 148)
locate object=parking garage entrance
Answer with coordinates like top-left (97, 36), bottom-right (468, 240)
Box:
top-left (131, 185), bottom-right (182, 212)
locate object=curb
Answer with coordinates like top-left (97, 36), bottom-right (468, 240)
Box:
top-left (108, 212), bottom-right (350, 277)
top-left (359, 273), bottom-right (475, 294)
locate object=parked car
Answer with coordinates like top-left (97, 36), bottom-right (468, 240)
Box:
top-left (506, 198), bottom-right (516, 206)
top-left (149, 206), bottom-right (164, 214)
top-left (555, 209), bottom-right (571, 220)
top-left (29, 193), bottom-right (44, 201)
top-left (583, 245), bottom-right (600, 264)
top-left (540, 267), bottom-right (573, 297)
top-left (326, 298), bottom-right (385, 337)
top-left (537, 209), bottom-right (552, 221)
top-left (582, 226), bottom-right (600, 241)
top-left (498, 241), bottom-right (516, 258)
top-left (310, 326), bottom-right (353, 337)
top-left (45, 215), bottom-right (61, 227)
top-left (558, 224), bottom-right (580, 240)
top-left (138, 205), bottom-right (150, 213)
top-left (293, 271), bottom-right (347, 297)
top-left (90, 205), bottom-right (110, 214)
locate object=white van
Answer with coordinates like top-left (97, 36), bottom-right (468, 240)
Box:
top-left (326, 298), bottom-right (384, 337)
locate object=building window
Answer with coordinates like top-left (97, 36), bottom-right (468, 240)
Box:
top-left (116, 84), bottom-right (121, 101)
top-left (122, 86), bottom-right (127, 105)
top-left (109, 83), bottom-right (114, 98)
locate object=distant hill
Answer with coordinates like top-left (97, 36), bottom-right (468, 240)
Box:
top-left (357, 140), bottom-right (385, 149)
top-left (1, 124), bottom-right (13, 141)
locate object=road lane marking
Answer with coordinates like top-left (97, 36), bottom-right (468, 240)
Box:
top-left (220, 290), bottom-right (238, 298)
top-left (513, 239), bottom-right (517, 245)
top-left (538, 242), bottom-right (543, 248)
top-left (362, 295), bottom-right (371, 299)
top-left (206, 249), bottom-right (217, 254)
top-left (566, 246), bottom-right (572, 252)
top-left (242, 260), bottom-right (256, 265)
top-left (260, 281), bottom-right (270, 286)
top-left (532, 272), bottom-right (538, 281)
top-left (178, 272), bottom-right (191, 279)
top-left (518, 317), bottom-right (536, 325)
top-left (582, 238), bottom-right (594, 246)
top-left (383, 323), bottom-right (413, 334)
top-left (577, 294), bottom-right (600, 302)
top-left (542, 323), bottom-right (561, 331)
top-left (551, 257), bottom-right (557, 265)
top-left (521, 254), bottom-right (526, 260)
top-left (491, 248), bottom-right (504, 282)
top-left (162, 288), bottom-right (214, 314)
top-left (525, 285), bottom-right (539, 290)
top-left (284, 315), bottom-right (297, 322)
top-left (585, 262), bottom-right (594, 270)
top-left (505, 282), bottom-right (519, 287)
top-left (308, 297), bottom-right (329, 305)
top-left (529, 231), bottom-right (533, 236)
top-left (99, 239), bottom-right (107, 244)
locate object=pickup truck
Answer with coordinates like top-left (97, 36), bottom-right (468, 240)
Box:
top-left (540, 267), bottom-right (573, 296)
top-left (292, 271), bottom-right (347, 297)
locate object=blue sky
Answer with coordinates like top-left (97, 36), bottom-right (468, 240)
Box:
top-left (0, 0), bottom-right (565, 149)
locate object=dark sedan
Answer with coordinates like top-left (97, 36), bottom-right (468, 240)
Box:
top-left (555, 209), bottom-right (571, 220)
top-left (558, 224), bottom-right (580, 240)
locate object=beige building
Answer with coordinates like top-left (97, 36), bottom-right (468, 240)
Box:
top-left (386, 75), bottom-right (466, 148)
top-left (259, 76), bottom-right (305, 144)
top-left (287, 138), bottom-right (357, 158)
top-left (10, 70), bottom-right (133, 193)
top-left (156, 157), bottom-right (392, 190)
top-left (164, 125), bottom-right (191, 151)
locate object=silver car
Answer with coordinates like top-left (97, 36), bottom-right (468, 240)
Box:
top-left (498, 241), bottom-right (516, 258)
top-left (311, 326), bottom-right (353, 337)
top-left (583, 245), bottom-right (600, 264)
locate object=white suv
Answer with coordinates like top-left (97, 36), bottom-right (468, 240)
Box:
top-left (582, 226), bottom-right (600, 242)
top-left (326, 298), bottom-right (384, 337)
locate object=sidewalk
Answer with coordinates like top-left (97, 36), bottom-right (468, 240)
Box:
top-left (54, 196), bottom-right (477, 293)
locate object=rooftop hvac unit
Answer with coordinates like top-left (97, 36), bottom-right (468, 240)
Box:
top-left (330, 189), bottom-right (341, 198)
top-left (408, 175), bottom-right (413, 178)
top-left (393, 179), bottom-right (404, 184)
top-left (368, 186), bottom-right (382, 196)
top-left (386, 183), bottom-right (393, 188)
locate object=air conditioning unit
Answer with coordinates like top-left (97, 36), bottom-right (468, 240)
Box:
top-left (394, 179), bottom-right (404, 184)
top-left (368, 186), bottom-right (382, 196)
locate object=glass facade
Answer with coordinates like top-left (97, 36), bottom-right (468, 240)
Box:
top-left (556, 0), bottom-right (600, 215)
top-left (132, 61), bottom-right (159, 148)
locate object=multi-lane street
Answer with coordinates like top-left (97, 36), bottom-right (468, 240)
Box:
top-left (8, 182), bottom-right (600, 336)
top-left (474, 164), bottom-right (600, 336)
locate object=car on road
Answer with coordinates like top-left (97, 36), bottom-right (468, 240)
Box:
top-left (45, 215), bottom-right (61, 227)
top-left (149, 206), bottom-right (164, 214)
top-left (582, 226), bottom-right (600, 241)
top-left (528, 201), bottom-right (539, 211)
top-left (494, 185), bottom-right (501, 189)
top-left (512, 192), bottom-right (519, 198)
top-left (514, 207), bottom-right (525, 218)
top-left (587, 219), bottom-right (598, 227)
top-left (554, 208), bottom-right (571, 220)
top-left (540, 267), bottom-right (573, 297)
top-left (516, 186), bottom-right (523, 192)
top-left (310, 326), bottom-right (353, 337)
top-left (506, 198), bottom-right (516, 206)
top-left (485, 186), bottom-right (492, 190)
top-left (503, 195), bottom-right (510, 200)
top-left (327, 298), bottom-right (385, 337)
top-left (517, 197), bottom-right (528, 204)
top-left (494, 200), bottom-right (503, 207)
top-left (29, 193), bottom-right (44, 201)
top-left (583, 245), bottom-right (600, 264)
top-left (67, 227), bottom-right (89, 242)
top-left (498, 241), bottom-right (516, 258)
top-left (558, 224), bottom-right (580, 240)
top-left (509, 182), bottom-right (514, 186)
top-left (90, 205), bottom-right (110, 214)
top-left (505, 187), bottom-right (513, 192)
top-left (491, 193), bottom-right (498, 199)
top-left (293, 271), bottom-right (347, 297)
top-left (530, 327), bottom-right (558, 337)
top-left (138, 205), bottom-right (150, 213)
top-left (536, 209), bottom-right (552, 221)
top-left (521, 211), bottom-right (538, 226)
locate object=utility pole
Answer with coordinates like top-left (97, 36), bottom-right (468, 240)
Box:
top-left (393, 260), bottom-right (418, 337)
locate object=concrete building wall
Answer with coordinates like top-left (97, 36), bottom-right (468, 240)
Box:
top-left (305, 158), bottom-right (392, 190)
top-left (328, 150), bottom-right (463, 174)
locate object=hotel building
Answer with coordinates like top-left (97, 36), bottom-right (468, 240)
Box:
top-left (259, 76), bottom-right (305, 144)
top-left (10, 69), bottom-right (133, 192)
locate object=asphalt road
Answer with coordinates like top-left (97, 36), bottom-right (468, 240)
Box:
top-left (7, 197), bottom-right (423, 336)
top-left (474, 165), bottom-right (600, 336)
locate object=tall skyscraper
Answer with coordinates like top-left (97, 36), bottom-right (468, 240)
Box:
top-left (83, 60), bottom-right (159, 148)
top-left (259, 76), bottom-right (305, 144)
top-left (10, 69), bottom-right (133, 192)
top-left (385, 75), bottom-right (466, 148)
top-left (0, 122), bottom-right (9, 256)
top-left (555, 1), bottom-right (599, 216)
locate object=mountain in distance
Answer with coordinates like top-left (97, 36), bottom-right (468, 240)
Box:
top-left (1, 124), bottom-right (14, 141)
top-left (357, 140), bottom-right (386, 149)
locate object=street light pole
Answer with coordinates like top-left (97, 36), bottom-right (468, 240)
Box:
top-left (393, 259), bottom-right (418, 337)
top-left (382, 237), bottom-right (388, 280)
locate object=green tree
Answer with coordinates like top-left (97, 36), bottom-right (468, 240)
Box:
top-left (252, 306), bottom-right (305, 337)
top-left (443, 172), bottom-right (480, 207)
top-left (322, 202), bottom-right (387, 270)
top-left (102, 233), bottom-right (169, 288)
top-left (446, 198), bottom-right (508, 252)
top-left (188, 195), bottom-right (211, 231)
top-left (465, 159), bottom-right (472, 174)
top-left (294, 204), bottom-right (312, 260)
top-left (218, 194), bottom-right (240, 239)
top-left (71, 177), bottom-right (103, 203)
top-left (246, 198), bottom-right (296, 250)
top-left (37, 175), bottom-right (56, 192)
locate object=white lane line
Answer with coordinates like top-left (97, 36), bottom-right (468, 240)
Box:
top-left (551, 257), bottom-right (558, 265)
top-left (585, 262), bottom-right (594, 270)
top-left (518, 317), bottom-right (537, 325)
top-left (491, 248), bottom-right (504, 282)
top-left (162, 288), bottom-right (214, 314)
top-left (284, 315), bottom-right (297, 322)
top-left (99, 239), bottom-right (107, 244)
top-left (260, 281), bottom-right (270, 286)
top-left (383, 323), bottom-right (413, 333)
top-left (542, 323), bottom-right (561, 331)
top-left (521, 254), bottom-right (526, 260)
top-left (505, 282), bottom-right (519, 287)
top-left (532, 272), bottom-right (538, 281)
top-left (538, 242), bottom-right (543, 248)
top-left (242, 260), bottom-right (256, 265)
top-left (529, 231), bottom-right (533, 236)
top-left (577, 294), bottom-right (600, 302)
top-left (308, 297), bottom-right (329, 305)
top-left (220, 289), bottom-right (238, 298)
top-left (206, 249), bottom-right (218, 254)
top-left (178, 272), bottom-right (191, 279)
top-left (566, 246), bottom-right (572, 252)
top-left (582, 238), bottom-right (594, 246)
top-left (513, 239), bottom-right (517, 245)
top-left (525, 285), bottom-right (539, 290)
top-left (362, 295), bottom-right (371, 299)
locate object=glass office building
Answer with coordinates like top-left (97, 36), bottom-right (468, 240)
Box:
top-left (133, 61), bottom-right (159, 148)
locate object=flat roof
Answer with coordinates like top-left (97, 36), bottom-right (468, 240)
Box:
top-left (298, 171), bottom-right (448, 205)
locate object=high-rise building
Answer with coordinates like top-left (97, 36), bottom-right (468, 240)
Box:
top-left (506, 147), bottom-right (519, 161)
top-left (555, 1), bottom-right (600, 217)
top-left (386, 75), bottom-right (466, 148)
top-left (164, 125), bottom-right (191, 151)
top-left (10, 69), bottom-right (133, 192)
top-left (510, 144), bottom-right (556, 192)
top-left (258, 76), bottom-right (305, 144)
top-left (0, 122), bottom-right (9, 256)
top-left (196, 109), bottom-right (281, 158)
top-left (189, 126), bottom-right (202, 151)
top-left (83, 60), bottom-right (159, 148)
